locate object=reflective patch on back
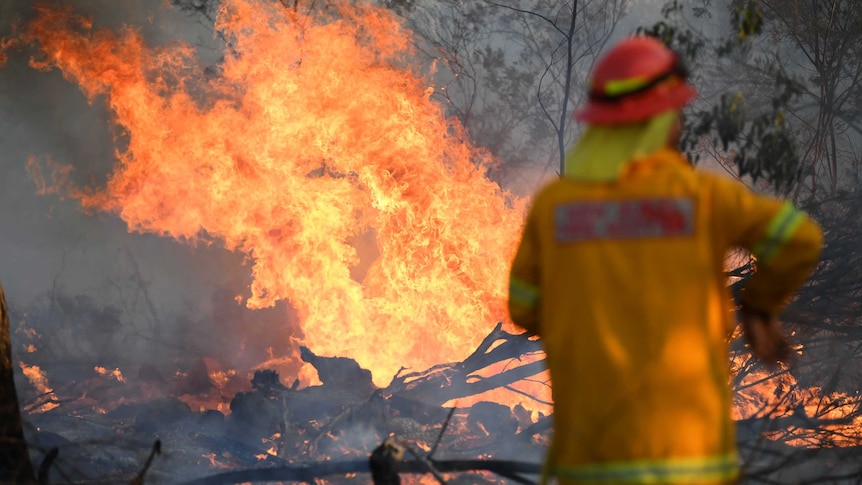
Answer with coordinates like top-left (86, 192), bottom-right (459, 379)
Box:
top-left (554, 198), bottom-right (695, 243)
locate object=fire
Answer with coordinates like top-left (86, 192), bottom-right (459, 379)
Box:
top-left (202, 453), bottom-right (231, 469)
top-left (94, 365), bottom-right (127, 382)
top-left (209, 369), bottom-right (235, 388)
top-left (0, 36), bottom-right (13, 67)
top-left (19, 361), bottom-right (60, 413)
top-left (20, 0), bottom-right (528, 390)
top-left (732, 350), bottom-right (862, 447)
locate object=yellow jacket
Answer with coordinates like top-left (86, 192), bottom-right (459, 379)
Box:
top-left (508, 148), bottom-right (822, 484)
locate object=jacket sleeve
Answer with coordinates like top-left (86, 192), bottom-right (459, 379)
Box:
top-left (709, 175), bottom-right (823, 318)
top-left (508, 204), bottom-right (542, 335)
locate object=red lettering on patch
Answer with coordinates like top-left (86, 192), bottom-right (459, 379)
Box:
top-left (554, 198), bottom-right (695, 243)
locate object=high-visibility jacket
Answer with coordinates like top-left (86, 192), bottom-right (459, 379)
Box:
top-left (508, 148), bottom-right (822, 485)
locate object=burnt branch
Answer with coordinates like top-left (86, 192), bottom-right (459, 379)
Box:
top-left (36, 447), bottom-right (57, 485)
top-left (400, 441), bottom-right (446, 485)
top-left (395, 360), bottom-right (546, 406)
top-left (129, 440), bottom-right (161, 485)
top-left (428, 407), bottom-right (456, 459)
top-left (0, 281), bottom-right (36, 483)
top-left (180, 458), bottom-right (542, 485)
top-left (386, 323), bottom-right (545, 406)
top-left (516, 414), bottom-right (553, 442)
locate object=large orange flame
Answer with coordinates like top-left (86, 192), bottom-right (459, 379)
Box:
top-left (22, 0), bottom-right (527, 386)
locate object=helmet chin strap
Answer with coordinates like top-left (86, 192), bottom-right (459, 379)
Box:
top-left (564, 110), bottom-right (679, 181)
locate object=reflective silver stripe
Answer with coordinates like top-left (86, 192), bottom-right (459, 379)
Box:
top-left (555, 452), bottom-right (739, 483)
top-left (509, 277), bottom-right (539, 308)
top-left (752, 202), bottom-right (805, 264)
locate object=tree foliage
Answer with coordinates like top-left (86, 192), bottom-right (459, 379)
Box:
top-left (758, 0), bottom-right (862, 198)
top-left (639, 0), bottom-right (803, 193)
top-left (390, 0), bottom-right (627, 182)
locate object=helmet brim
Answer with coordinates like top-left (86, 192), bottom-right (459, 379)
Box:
top-left (575, 82), bottom-right (697, 126)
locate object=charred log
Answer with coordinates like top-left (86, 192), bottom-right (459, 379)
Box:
top-left (36, 447), bottom-right (57, 485)
top-left (515, 414), bottom-right (552, 442)
top-left (129, 440), bottom-right (161, 485)
top-left (386, 323), bottom-right (544, 406)
top-left (229, 391), bottom-right (282, 435)
top-left (0, 281), bottom-right (36, 483)
top-left (132, 397), bottom-right (193, 435)
top-left (251, 369), bottom-right (288, 396)
top-left (179, 458), bottom-right (542, 485)
top-left (466, 402), bottom-right (519, 438)
top-left (386, 395), bottom-right (451, 426)
top-left (299, 346), bottom-right (375, 397)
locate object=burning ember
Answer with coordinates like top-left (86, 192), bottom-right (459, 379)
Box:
top-left (19, 361), bottom-right (59, 413)
top-left (94, 366), bottom-right (126, 383)
top-left (732, 348), bottom-right (862, 448)
top-left (20, 0), bottom-right (529, 391)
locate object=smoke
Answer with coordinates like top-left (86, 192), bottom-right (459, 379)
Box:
top-left (0, 1), bottom-right (297, 374)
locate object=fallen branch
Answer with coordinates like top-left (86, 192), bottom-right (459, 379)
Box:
top-left (428, 407), bottom-right (456, 459)
top-left (130, 440), bottom-right (161, 485)
top-left (516, 415), bottom-right (553, 442)
top-left (387, 323), bottom-right (545, 406)
top-left (37, 447), bottom-right (58, 485)
top-left (180, 459), bottom-right (542, 485)
top-left (397, 360), bottom-right (547, 405)
top-left (399, 440), bottom-right (446, 485)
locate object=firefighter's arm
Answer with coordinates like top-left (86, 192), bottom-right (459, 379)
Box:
top-left (711, 176), bottom-right (822, 364)
top-left (711, 175), bottom-right (822, 318)
top-left (741, 201), bottom-right (822, 319)
top-left (508, 207), bottom-right (542, 335)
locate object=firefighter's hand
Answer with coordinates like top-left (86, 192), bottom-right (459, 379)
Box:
top-left (741, 310), bottom-right (792, 367)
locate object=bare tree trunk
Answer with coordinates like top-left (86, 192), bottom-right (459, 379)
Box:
top-left (0, 281), bottom-right (35, 483)
top-left (557, 0), bottom-right (578, 176)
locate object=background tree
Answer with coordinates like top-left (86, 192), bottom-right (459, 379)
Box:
top-left (385, 0), bottom-right (628, 183)
top-left (0, 281), bottom-right (36, 483)
top-left (756, 0), bottom-right (862, 198)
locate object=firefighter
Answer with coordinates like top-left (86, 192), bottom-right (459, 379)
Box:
top-left (508, 36), bottom-right (822, 484)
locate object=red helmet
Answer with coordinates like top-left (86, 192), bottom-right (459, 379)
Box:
top-left (575, 36), bottom-right (697, 125)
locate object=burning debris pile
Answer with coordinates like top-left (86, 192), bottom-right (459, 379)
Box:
top-left (18, 324), bottom-right (548, 484)
top-left (12, 314), bottom-right (862, 484)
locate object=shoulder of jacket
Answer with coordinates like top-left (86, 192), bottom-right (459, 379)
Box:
top-left (531, 178), bottom-right (566, 201)
top-left (635, 147), bottom-right (689, 165)
top-left (621, 148), bottom-right (692, 178)
top-left (690, 169), bottom-right (750, 194)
